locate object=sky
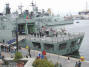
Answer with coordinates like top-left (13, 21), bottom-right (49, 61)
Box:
top-left (0, 0), bottom-right (89, 15)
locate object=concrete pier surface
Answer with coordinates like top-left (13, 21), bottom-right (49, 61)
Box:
top-left (1, 49), bottom-right (89, 67)
top-left (30, 50), bottom-right (89, 67)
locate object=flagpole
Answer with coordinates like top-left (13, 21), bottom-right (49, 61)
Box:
top-left (16, 18), bottom-right (19, 52)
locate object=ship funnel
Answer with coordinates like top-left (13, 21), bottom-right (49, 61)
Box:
top-left (5, 4), bottom-right (11, 14)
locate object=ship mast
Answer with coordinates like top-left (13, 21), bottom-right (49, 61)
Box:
top-left (18, 4), bottom-right (23, 14)
top-left (30, 0), bottom-right (35, 11)
top-left (5, 4), bottom-right (11, 14)
top-left (30, 0), bottom-right (38, 16)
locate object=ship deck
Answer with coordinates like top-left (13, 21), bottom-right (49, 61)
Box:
top-left (18, 32), bottom-right (84, 43)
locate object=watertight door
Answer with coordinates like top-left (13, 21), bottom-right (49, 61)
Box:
top-left (18, 24), bottom-right (25, 35)
top-left (27, 24), bottom-right (34, 34)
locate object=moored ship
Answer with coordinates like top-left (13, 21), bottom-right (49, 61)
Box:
top-left (0, 3), bottom-right (84, 55)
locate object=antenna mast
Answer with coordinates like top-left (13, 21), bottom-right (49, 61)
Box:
top-left (18, 4), bottom-right (23, 14)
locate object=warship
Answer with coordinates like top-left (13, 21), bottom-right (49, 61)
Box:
top-left (0, 3), bottom-right (84, 55)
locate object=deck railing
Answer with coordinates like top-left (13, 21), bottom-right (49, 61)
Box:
top-left (18, 32), bottom-right (84, 43)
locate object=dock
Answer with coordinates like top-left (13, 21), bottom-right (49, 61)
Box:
top-left (1, 49), bottom-right (89, 67)
top-left (31, 50), bottom-right (89, 67)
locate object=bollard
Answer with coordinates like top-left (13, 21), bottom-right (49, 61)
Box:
top-left (80, 56), bottom-right (84, 61)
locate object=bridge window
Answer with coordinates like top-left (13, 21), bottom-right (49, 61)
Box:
top-left (44, 44), bottom-right (54, 50)
top-left (59, 43), bottom-right (66, 50)
top-left (32, 42), bottom-right (41, 49)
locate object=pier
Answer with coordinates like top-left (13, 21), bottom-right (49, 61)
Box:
top-left (30, 50), bottom-right (89, 67)
top-left (1, 49), bottom-right (89, 67)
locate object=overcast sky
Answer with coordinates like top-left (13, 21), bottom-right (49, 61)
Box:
top-left (0, 0), bottom-right (89, 15)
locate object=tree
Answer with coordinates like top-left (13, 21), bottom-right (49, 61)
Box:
top-left (14, 52), bottom-right (23, 62)
top-left (32, 59), bottom-right (54, 67)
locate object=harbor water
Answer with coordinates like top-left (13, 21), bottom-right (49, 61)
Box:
top-left (52, 20), bottom-right (89, 61)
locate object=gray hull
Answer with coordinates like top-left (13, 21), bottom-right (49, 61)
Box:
top-left (17, 33), bottom-right (84, 55)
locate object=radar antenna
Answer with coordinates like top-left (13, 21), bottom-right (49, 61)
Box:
top-left (30, 0), bottom-right (35, 6)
